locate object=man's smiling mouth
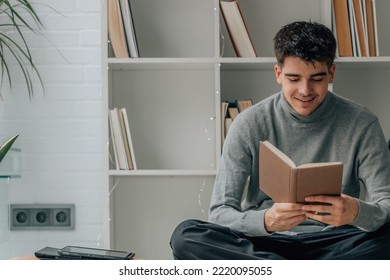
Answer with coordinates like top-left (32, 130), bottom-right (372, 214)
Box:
top-left (295, 96), bottom-right (316, 103)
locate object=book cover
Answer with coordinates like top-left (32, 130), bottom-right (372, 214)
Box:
top-left (228, 107), bottom-right (239, 120)
top-left (108, 111), bottom-right (120, 170)
top-left (108, 0), bottom-right (129, 58)
top-left (365, 0), bottom-right (378, 56)
top-left (120, 108), bottom-right (137, 170)
top-left (348, 0), bottom-right (358, 56)
top-left (221, 101), bottom-right (229, 148)
top-left (333, 0), bottom-right (353, 56)
top-left (0, 134), bottom-right (19, 164)
top-left (259, 141), bottom-right (343, 203)
top-left (220, 0), bottom-right (257, 57)
top-left (118, 108), bottom-right (134, 170)
top-left (119, 0), bottom-right (139, 58)
top-left (110, 108), bottom-right (129, 170)
top-left (352, 0), bottom-right (368, 56)
top-left (224, 117), bottom-right (233, 138)
top-left (235, 98), bottom-right (253, 112)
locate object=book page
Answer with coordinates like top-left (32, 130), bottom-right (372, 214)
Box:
top-left (298, 162), bottom-right (343, 168)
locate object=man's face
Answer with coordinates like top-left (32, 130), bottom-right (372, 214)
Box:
top-left (274, 56), bottom-right (335, 116)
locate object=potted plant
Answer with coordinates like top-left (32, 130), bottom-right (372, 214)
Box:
top-left (0, 0), bottom-right (44, 99)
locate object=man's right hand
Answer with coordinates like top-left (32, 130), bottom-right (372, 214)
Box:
top-left (264, 203), bottom-right (307, 233)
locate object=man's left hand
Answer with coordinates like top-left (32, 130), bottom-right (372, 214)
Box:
top-left (302, 194), bottom-right (359, 226)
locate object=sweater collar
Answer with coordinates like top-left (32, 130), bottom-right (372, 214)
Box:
top-left (280, 90), bottom-right (334, 122)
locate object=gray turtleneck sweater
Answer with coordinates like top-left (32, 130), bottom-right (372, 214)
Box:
top-left (209, 91), bottom-right (390, 236)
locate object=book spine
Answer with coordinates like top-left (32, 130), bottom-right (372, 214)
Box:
top-left (119, 0), bottom-right (139, 58)
top-left (348, 0), bottom-right (357, 56)
top-left (363, 0), bottom-right (379, 56)
top-left (333, 0), bottom-right (353, 56)
top-left (111, 108), bottom-right (129, 170)
top-left (108, 110), bottom-right (120, 170)
top-left (121, 107), bottom-right (137, 169)
top-left (108, 0), bottom-right (129, 58)
top-left (221, 101), bottom-right (229, 149)
top-left (118, 108), bottom-right (134, 170)
top-left (352, 0), bottom-right (368, 56)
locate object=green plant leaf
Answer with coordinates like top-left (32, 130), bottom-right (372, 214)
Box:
top-left (0, 134), bottom-right (19, 164)
top-left (0, 0), bottom-right (45, 99)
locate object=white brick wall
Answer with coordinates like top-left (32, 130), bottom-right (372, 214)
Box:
top-left (0, 0), bottom-right (105, 259)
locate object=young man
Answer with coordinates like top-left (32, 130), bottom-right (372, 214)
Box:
top-left (170, 21), bottom-right (390, 259)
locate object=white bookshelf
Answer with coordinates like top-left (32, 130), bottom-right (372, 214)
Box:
top-left (102, 0), bottom-right (390, 259)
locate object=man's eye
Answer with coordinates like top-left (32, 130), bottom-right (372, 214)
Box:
top-left (312, 78), bottom-right (324, 82)
top-left (288, 78), bottom-right (299, 82)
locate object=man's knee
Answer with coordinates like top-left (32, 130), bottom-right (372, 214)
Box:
top-left (170, 219), bottom-right (204, 259)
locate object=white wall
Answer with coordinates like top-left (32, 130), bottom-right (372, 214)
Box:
top-left (0, 0), bottom-right (105, 259)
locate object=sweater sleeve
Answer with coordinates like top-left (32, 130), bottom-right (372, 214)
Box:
top-left (352, 119), bottom-right (390, 231)
top-left (208, 113), bottom-right (271, 236)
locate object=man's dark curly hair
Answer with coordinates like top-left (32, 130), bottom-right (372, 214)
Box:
top-left (273, 21), bottom-right (336, 69)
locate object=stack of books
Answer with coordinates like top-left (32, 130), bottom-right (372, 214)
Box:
top-left (108, 107), bottom-right (137, 170)
top-left (221, 99), bottom-right (253, 147)
top-left (332, 0), bottom-right (379, 57)
top-left (108, 0), bottom-right (139, 58)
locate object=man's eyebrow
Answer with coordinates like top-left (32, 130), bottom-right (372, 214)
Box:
top-left (284, 72), bottom-right (327, 77)
top-left (311, 72), bottom-right (327, 77)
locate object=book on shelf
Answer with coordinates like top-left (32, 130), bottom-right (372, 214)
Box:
top-left (228, 106), bottom-right (239, 120)
top-left (108, 108), bottom-right (136, 170)
top-left (220, 0), bottom-right (257, 57)
top-left (352, 0), bottom-right (368, 56)
top-left (119, 108), bottom-right (137, 169)
top-left (221, 99), bottom-right (253, 147)
top-left (236, 99), bottom-right (253, 112)
top-left (108, 111), bottom-right (120, 170)
top-left (119, 0), bottom-right (139, 58)
top-left (109, 108), bottom-right (129, 169)
top-left (348, 0), bottom-right (358, 57)
top-left (118, 108), bottom-right (134, 170)
top-left (0, 134), bottom-right (19, 164)
top-left (364, 0), bottom-right (379, 56)
top-left (259, 141), bottom-right (343, 203)
top-left (332, 0), bottom-right (353, 56)
top-left (108, 0), bottom-right (129, 58)
top-left (332, 0), bottom-right (378, 57)
top-left (221, 101), bottom-right (229, 148)
top-left (224, 118), bottom-right (233, 138)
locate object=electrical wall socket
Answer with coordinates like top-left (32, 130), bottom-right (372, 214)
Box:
top-left (30, 208), bottom-right (51, 226)
top-left (10, 204), bottom-right (75, 230)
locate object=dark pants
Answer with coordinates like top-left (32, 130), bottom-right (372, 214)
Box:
top-left (170, 219), bottom-right (390, 259)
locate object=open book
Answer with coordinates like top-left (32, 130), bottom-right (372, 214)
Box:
top-left (0, 134), bottom-right (19, 164)
top-left (259, 141), bottom-right (343, 203)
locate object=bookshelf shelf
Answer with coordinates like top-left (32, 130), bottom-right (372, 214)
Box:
top-left (102, 0), bottom-right (390, 259)
top-left (219, 58), bottom-right (277, 70)
top-left (109, 169), bottom-right (217, 177)
top-left (108, 58), bottom-right (216, 70)
top-left (335, 56), bottom-right (390, 68)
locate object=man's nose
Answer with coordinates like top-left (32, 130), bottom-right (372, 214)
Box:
top-left (299, 80), bottom-right (311, 95)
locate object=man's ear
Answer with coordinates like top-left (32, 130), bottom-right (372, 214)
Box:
top-left (329, 64), bottom-right (336, 83)
top-left (274, 64), bottom-right (282, 84)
